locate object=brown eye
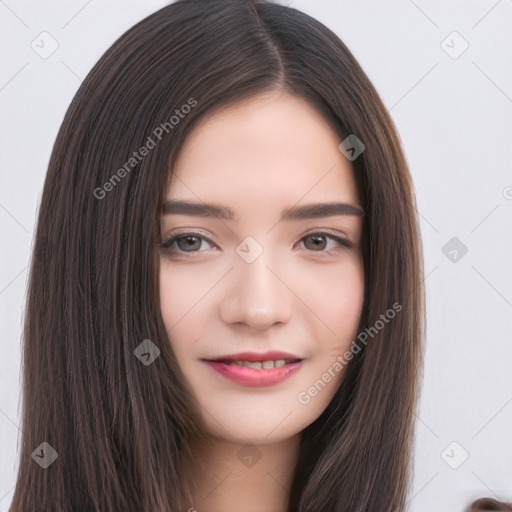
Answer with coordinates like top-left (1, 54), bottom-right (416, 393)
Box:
top-left (158, 232), bottom-right (214, 254)
top-left (299, 232), bottom-right (352, 253)
top-left (304, 234), bottom-right (328, 251)
top-left (176, 235), bottom-right (202, 252)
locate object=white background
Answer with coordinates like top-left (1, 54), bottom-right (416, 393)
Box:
top-left (1, 1), bottom-right (511, 511)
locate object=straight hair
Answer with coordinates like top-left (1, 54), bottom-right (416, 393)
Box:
top-left (10, 1), bottom-right (427, 510)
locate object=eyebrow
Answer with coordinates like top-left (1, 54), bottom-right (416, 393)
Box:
top-left (161, 199), bottom-right (364, 221)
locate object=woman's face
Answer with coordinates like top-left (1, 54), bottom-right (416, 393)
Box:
top-left (159, 90), bottom-right (364, 444)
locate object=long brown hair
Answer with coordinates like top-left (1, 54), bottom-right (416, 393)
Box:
top-left (10, 1), bottom-right (499, 511)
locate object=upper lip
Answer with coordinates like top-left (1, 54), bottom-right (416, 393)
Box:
top-left (203, 351), bottom-right (303, 363)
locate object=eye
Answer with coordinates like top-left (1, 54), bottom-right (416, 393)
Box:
top-left (297, 232), bottom-right (352, 253)
top-left (158, 231), bottom-right (215, 254)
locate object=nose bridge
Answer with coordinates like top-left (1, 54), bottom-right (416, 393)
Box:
top-left (220, 237), bottom-right (293, 329)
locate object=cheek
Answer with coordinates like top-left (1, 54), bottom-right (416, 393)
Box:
top-left (158, 263), bottom-right (216, 360)
top-left (294, 253), bottom-right (364, 344)
top-left (329, 257), bottom-right (365, 338)
top-left (292, 257), bottom-right (364, 418)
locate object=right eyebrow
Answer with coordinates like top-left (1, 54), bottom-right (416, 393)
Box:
top-left (162, 200), bottom-right (238, 220)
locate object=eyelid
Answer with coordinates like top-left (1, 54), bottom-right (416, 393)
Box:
top-left (301, 227), bottom-right (352, 243)
top-left (158, 229), bottom-right (217, 251)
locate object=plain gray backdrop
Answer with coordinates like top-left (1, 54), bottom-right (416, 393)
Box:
top-left (1, 1), bottom-right (511, 511)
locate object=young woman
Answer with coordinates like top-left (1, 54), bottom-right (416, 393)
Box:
top-left (9, 1), bottom-right (511, 511)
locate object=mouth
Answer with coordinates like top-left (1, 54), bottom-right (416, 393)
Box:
top-left (201, 352), bottom-right (305, 387)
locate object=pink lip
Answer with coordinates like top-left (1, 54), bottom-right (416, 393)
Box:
top-left (203, 360), bottom-right (303, 387)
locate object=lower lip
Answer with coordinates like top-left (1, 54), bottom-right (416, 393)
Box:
top-left (203, 360), bottom-right (303, 387)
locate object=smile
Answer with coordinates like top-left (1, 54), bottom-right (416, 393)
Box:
top-left (203, 359), bottom-right (303, 387)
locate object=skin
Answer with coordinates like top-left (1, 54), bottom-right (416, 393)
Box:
top-left (158, 90), bottom-right (364, 512)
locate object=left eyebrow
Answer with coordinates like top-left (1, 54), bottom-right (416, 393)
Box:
top-left (161, 199), bottom-right (364, 221)
top-left (280, 201), bottom-right (364, 220)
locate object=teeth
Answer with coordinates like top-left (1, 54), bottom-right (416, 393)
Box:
top-left (225, 359), bottom-right (292, 369)
top-left (245, 361), bottom-right (263, 369)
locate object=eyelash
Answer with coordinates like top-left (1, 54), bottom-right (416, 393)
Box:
top-left (158, 230), bottom-right (352, 257)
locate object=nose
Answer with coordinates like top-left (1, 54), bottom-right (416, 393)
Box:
top-left (220, 250), bottom-right (293, 331)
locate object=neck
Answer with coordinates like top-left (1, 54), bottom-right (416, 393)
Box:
top-left (184, 433), bottom-right (301, 512)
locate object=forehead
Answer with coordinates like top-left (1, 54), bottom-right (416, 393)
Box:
top-left (167, 91), bottom-right (359, 208)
